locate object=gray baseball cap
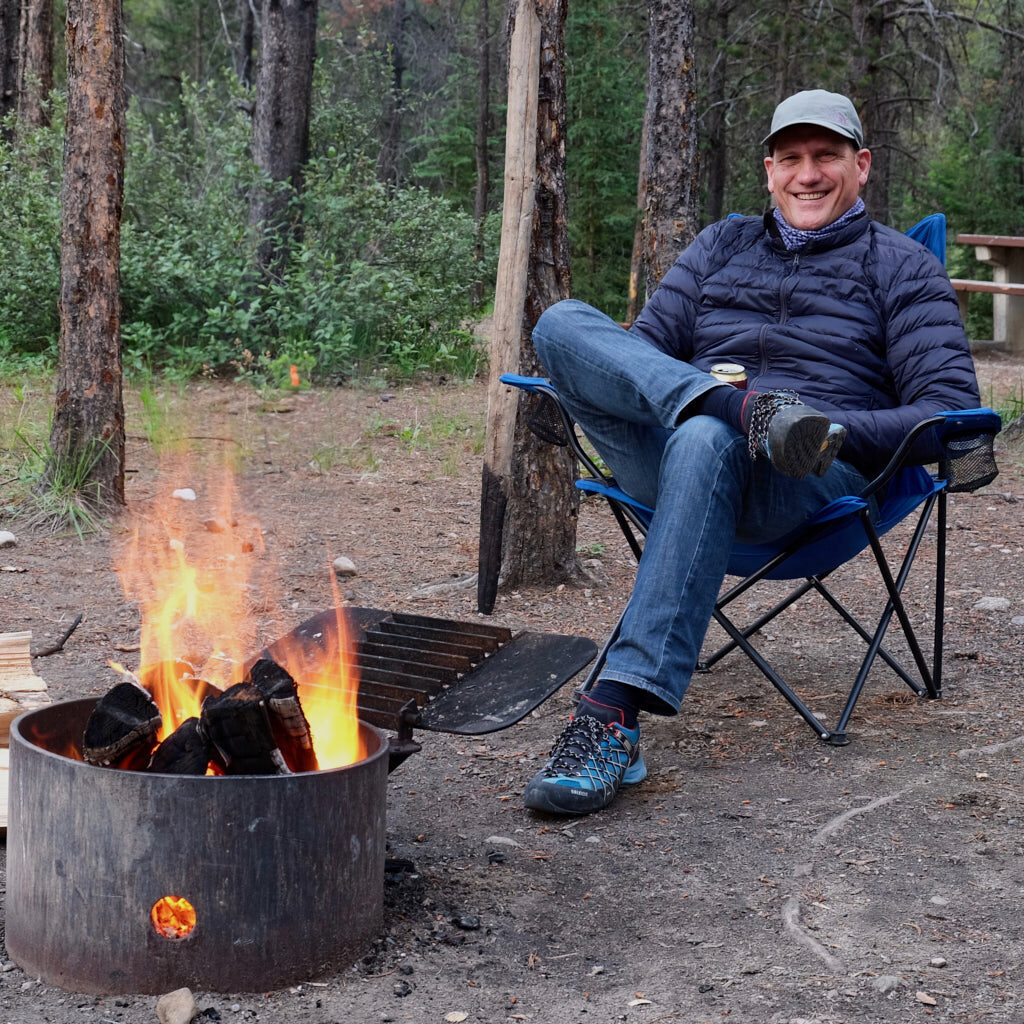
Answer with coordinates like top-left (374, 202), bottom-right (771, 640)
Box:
top-left (762, 89), bottom-right (864, 149)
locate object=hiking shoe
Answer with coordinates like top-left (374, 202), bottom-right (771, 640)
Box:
top-left (747, 391), bottom-right (847, 478)
top-left (523, 713), bottom-right (647, 815)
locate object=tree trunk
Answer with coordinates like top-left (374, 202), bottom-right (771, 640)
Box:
top-left (237, 0), bottom-right (256, 87)
top-left (478, 0), bottom-right (541, 614)
top-left (500, 0), bottom-right (578, 591)
top-left (376, 0), bottom-right (406, 187)
top-left (0, 0), bottom-right (18, 131)
top-left (640, 0), bottom-right (699, 299)
top-left (625, 105), bottom-right (648, 325)
top-left (471, 0), bottom-right (491, 306)
top-left (17, 0), bottom-right (54, 127)
top-left (250, 0), bottom-right (318, 274)
top-left (851, 0), bottom-right (894, 223)
top-left (48, 0), bottom-right (127, 508)
top-left (705, 1), bottom-right (730, 224)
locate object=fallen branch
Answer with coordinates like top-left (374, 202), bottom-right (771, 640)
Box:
top-left (31, 613), bottom-right (84, 658)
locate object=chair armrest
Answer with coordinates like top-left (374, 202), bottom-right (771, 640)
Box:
top-left (860, 407), bottom-right (1002, 500)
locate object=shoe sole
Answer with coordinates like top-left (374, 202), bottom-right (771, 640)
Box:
top-left (523, 753), bottom-right (647, 816)
top-left (768, 407), bottom-right (845, 478)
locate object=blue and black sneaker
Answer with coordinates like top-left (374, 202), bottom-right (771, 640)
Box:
top-left (523, 709), bottom-right (646, 816)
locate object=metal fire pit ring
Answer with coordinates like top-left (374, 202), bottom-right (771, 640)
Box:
top-left (5, 699), bottom-right (388, 995)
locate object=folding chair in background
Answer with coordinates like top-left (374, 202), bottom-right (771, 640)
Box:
top-left (502, 214), bottom-right (1002, 745)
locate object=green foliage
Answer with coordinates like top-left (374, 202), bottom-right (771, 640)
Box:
top-left (0, 108), bottom-right (64, 365)
top-left (0, 60), bottom-right (494, 383)
top-left (565, 2), bottom-right (646, 319)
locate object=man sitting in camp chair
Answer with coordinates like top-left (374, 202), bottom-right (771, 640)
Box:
top-left (524, 89), bottom-right (980, 816)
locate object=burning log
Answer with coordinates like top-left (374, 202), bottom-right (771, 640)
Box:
top-left (200, 683), bottom-right (291, 775)
top-left (148, 717), bottom-right (214, 775)
top-left (82, 681), bottom-right (162, 768)
top-left (247, 658), bottom-right (318, 772)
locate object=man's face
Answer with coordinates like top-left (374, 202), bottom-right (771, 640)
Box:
top-left (764, 125), bottom-right (871, 231)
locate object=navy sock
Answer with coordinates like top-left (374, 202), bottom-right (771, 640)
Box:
top-left (577, 680), bottom-right (640, 729)
top-left (694, 385), bottom-right (759, 433)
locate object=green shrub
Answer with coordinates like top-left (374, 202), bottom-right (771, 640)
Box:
top-left (0, 65), bottom-right (496, 383)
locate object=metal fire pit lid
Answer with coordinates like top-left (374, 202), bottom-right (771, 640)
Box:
top-left (262, 607), bottom-right (596, 736)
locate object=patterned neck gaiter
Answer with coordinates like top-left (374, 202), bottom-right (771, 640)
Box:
top-left (773, 197), bottom-right (866, 251)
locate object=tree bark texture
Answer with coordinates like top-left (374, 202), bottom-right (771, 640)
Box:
top-left (477, 0), bottom-right (540, 614)
top-left (641, 0), bottom-right (699, 300)
top-left (500, 0), bottom-right (578, 591)
top-left (49, 0), bottom-right (126, 507)
top-left (376, 0), bottom-right (406, 187)
top-left (626, 100), bottom-right (649, 325)
top-left (17, 0), bottom-right (54, 127)
top-left (250, 0), bottom-right (318, 273)
top-left (0, 0), bottom-right (18, 130)
top-left (851, 0), bottom-right (894, 223)
top-left (236, 0), bottom-right (257, 88)
top-left (704, 1), bottom-right (730, 225)
top-left (471, 0), bottom-right (491, 306)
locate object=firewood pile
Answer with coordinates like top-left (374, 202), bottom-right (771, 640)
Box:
top-left (0, 632), bottom-right (53, 829)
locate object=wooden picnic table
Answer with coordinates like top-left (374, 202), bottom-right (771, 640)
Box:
top-left (955, 234), bottom-right (1024, 354)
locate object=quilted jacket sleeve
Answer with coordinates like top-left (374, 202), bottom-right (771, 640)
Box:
top-left (802, 230), bottom-right (980, 472)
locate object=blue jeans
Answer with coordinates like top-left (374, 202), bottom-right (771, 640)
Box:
top-left (533, 299), bottom-right (873, 716)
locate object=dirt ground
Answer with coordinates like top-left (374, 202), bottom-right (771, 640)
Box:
top-left (1, 349), bottom-right (1022, 1024)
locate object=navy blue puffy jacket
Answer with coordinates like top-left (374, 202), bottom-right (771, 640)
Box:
top-left (629, 211), bottom-right (980, 475)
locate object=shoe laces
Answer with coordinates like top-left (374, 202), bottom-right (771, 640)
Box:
top-left (544, 714), bottom-right (608, 776)
top-left (747, 389), bottom-right (801, 461)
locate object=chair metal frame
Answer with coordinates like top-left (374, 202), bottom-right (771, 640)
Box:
top-left (502, 373), bottom-right (1000, 745)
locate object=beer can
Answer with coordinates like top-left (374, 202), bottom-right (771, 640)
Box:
top-left (710, 362), bottom-right (748, 388)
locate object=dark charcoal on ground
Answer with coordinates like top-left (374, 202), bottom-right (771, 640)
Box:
top-left (81, 680), bottom-right (162, 768)
top-left (247, 657), bottom-right (318, 772)
top-left (199, 682), bottom-right (291, 775)
top-left (148, 716), bottom-right (215, 775)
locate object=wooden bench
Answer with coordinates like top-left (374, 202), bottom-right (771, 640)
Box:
top-left (955, 234), bottom-right (1024, 353)
top-left (949, 278), bottom-right (1024, 328)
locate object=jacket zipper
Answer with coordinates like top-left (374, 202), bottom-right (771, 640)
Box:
top-left (759, 253), bottom-right (800, 381)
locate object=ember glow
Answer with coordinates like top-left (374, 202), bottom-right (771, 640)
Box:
top-left (151, 895), bottom-right (196, 939)
top-left (116, 466), bottom-right (365, 770)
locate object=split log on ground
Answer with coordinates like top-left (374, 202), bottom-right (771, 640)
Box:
top-left (200, 683), bottom-right (291, 775)
top-left (247, 658), bottom-right (318, 772)
top-left (148, 717), bottom-right (214, 775)
top-left (82, 682), bottom-right (162, 767)
top-left (477, 0), bottom-right (541, 615)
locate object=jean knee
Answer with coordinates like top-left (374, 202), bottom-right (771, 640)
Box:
top-left (665, 414), bottom-right (743, 464)
top-left (533, 299), bottom-right (589, 373)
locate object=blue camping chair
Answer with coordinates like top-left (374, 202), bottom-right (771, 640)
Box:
top-left (502, 214), bottom-right (1002, 745)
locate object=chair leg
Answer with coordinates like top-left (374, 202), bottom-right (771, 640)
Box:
top-left (830, 501), bottom-right (939, 739)
top-left (698, 577), bottom-right (819, 671)
top-left (711, 609), bottom-right (835, 741)
top-left (933, 490), bottom-right (947, 696)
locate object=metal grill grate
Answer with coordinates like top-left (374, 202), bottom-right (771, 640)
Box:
top-left (264, 607), bottom-right (596, 737)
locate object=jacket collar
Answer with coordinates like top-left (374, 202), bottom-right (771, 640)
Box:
top-left (763, 207), bottom-right (870, 255)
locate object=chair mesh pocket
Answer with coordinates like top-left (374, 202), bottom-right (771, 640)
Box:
top-left (941, 432), bottom-right (998, 492)
top-left (525, 394), bottom-right (569, 447)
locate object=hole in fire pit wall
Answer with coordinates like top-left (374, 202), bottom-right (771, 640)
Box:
top-left (151, 896), bottom-right (197, 940)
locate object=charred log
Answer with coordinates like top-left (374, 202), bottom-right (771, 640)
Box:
top-left (200, 683), bottom-right (291, 775)
top-left (82, 682), bottom-right (161, 767)
top-left (148, 717), bottom-right (214, 775)
top-left (247, 657), bottom-right (318, 772)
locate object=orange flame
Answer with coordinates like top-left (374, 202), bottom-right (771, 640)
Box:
top-left (151, 895), bottom-right (196, 939)
top-left (267, 568), bottom-right (365, 769)
top-left (115, 460), bottom-right (363, 767)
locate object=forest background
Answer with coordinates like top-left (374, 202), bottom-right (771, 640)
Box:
top-left (1, 0), bottom-right (1023, 389)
